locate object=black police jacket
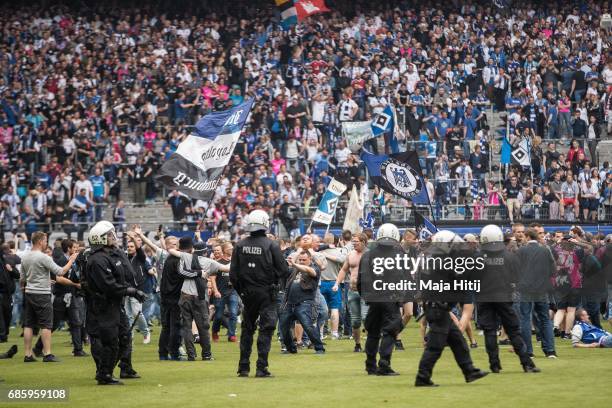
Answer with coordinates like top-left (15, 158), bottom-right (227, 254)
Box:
top-left (85, 246), bottom-right (133, 306)
top-left (229, 232), bottom-right (289, 294)
top-left (357, 240), bottom-right (410, 303)
top-left (476, 247), bottom-right (519, 302)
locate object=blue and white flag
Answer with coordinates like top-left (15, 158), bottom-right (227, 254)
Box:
top-left (157, 99), bottom-right (255, 200)
top-left (414, 212), bottom-right (438, 241)
top-left (371, 105), bottom-right (394, 137)
top-left (312, 178), bottom-right (347, 225)
top-left (359, 212), bottom-right (374, 230)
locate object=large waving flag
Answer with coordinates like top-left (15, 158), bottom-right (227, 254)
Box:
top-left (361, 150), bottom-right (431, 206)
top-left (156, 99), bottom-right (254, 200)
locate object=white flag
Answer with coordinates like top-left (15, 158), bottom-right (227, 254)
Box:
top-left (342, 185), bottom-right (364, 234)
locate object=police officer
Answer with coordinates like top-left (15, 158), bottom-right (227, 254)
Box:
top-left (229, 209), bottom-right (289, 378)
top-left (415, 230), bottom-right (488, 387)
top-left (83, 221), bottom-right (146, 385)
top-left (358, 224), bottom-right (405, 376)
top-left (477, 225), bottom-right (540, 374)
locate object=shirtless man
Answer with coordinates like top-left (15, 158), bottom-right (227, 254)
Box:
top-left (333, 233), bottom-right (368, 352)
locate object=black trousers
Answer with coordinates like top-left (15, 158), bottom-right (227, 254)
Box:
top-left (238, 288), bottom-right (277, 372)
top-left (34, 295), bottom-right (86, 353)
top-left (364, 302), bottom-right (403, 371)
top-left (178, 294), bottom-right (211, 359)
top-left (0, 293), bottom-right (13, 341)
top-left (89, 306), bottom-right (132, 378)
top-left (478, 302), bottom-right (534, 369)
top-left (158, 301), bottom-right (182, 358)
top-left (417, 306), bottom-right (475, 381)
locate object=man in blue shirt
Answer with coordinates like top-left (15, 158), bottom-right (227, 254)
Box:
top-left (90, 168), bottom-right (108, 222)
top-left (571, 308), bottom-right (612, 348)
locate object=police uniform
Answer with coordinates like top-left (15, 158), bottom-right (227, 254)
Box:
top-left (477, 245), bottom-right (538, 372)
top-left (358, 240), bottom-right (405, 375)
top-left (415, 243), bottom-right (487, 386)
top-left (229, 231), bottom-right (289, 376)
top-left (84, 246), bottom-right (141, 384)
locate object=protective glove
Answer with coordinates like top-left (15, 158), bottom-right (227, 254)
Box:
top-left (126, 287), bottom-right (147, 302)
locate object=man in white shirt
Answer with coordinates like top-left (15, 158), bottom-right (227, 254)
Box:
top-left (334, 141), bottom-right (352, 167)
top-left (338, 94), bottom-right (358, 122)
top-left (455, 159), bottom-right (473, 205)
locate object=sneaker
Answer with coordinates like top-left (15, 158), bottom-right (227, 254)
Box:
top-left (470, 342), bottom-right (478, 349)
top-left (143, 333), bottom-right (151, 345)
top-left (553, 328), bottom-right (561, 337)
top-left (465, 369), bottom-right (489, 383)
top-left (376, 367), bottom-right (399, 376)
top-left (202, 354), bottom-right (215, 361)
top-left (255, 368), bottom-right (273, 378)
top-left (159, 355), bottom-right (169, 361)
top-left (237, 370), bottom-right (249, 378)
top-left (395, 340), bottom-right (405, 351)
top-left (331, 334), bottom-right (340, 340)
top-left (5, 345), bottom-right (18, 358)
top-left (24, 355), bottom-right (37, 363)
top-left (315, 349), bottom-right (325, 355)
top-left (490, 365), bottom-right (502, 374)
top-left (528, 353), bottom-right (536, 358)
top-left (42, 354), bottom-right (60, 363)
top-left (523, 366), bottom-right (541, 373)
top-left (119, 370), bottom-right (141, 379)
top-left (178, 346), bottom-right (187, 357)
top-left (212, 332), bottom-right (219, 342)
top-left (415, 377), bottom-right (439, 387)
top-left (33, 348), bottom-right (43, 358)
top-left (228, 336), bottom-right (237, 342)
top-left (354, 344), bottom-right (362, 353)
top-left (73, 350), bottom-right (88, 357)
top-left (545, 352), bottom-right (558, 359)
top-left (96, 375), bottom-right (124, 386)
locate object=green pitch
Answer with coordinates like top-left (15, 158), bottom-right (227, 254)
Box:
top-left (1, 324), bottom-right (611, 408)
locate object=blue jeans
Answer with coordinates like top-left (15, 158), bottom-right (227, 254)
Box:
top-left (125, 296), bottom-right (150, 337)
top-left (279, 300), bottom-right (325, 351)
top-left (143, 292), bottom-right (160, 324)
top-left (212, 291), bottom-right (240, 337)
top-left (519, 300), bottom-right (555, 354)
top-left (11, 285), bottom-right (23, 327)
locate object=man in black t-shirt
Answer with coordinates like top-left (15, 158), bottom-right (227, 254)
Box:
top-left (279, 251), bottom-right (325, 354)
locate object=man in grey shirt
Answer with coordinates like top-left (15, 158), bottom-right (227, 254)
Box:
top-left (319, 233), bottom-right (347, 340)
top-left (20, 232), bottom-right (77, 362)
top-left (167, 238), bottom-right (228, 361)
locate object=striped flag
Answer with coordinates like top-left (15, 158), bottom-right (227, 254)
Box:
top-left (156, 99), bottom-right (254, 200)
top-left (276, 0), bottom-right (298, 29)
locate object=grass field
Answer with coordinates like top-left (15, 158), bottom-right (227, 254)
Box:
top-left (1, 324), bottom-right (611, 408)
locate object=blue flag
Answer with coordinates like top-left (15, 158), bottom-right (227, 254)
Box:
top-left (414, 211), bottom-right (438, 241)
top-left (371, 105), bottom-right (400, 154)
top-left (359, 212), bottom-right (374, 230)
top-left (361, 150), bottom-right (431, 206)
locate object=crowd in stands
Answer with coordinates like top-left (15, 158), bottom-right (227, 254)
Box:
top-left (0, 0), bottom-right (611, 242)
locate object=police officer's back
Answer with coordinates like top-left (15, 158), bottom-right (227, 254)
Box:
top-left (229, 210), bottom-right (288, 378)
top-left (84, 221), bottom-right (146, 385)
top-left (477, 225), bottom-right (539, 374)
